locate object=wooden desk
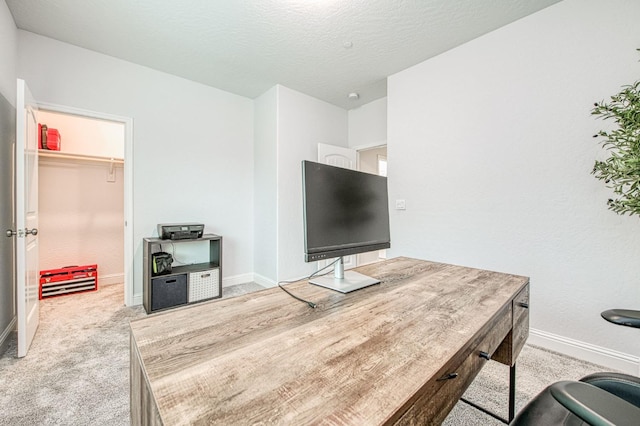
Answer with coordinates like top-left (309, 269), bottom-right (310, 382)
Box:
top-left (130, 257), bottom-right (529, 425)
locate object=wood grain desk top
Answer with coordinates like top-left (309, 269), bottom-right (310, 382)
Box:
top-left (130, 257), bottom-right (529, 425)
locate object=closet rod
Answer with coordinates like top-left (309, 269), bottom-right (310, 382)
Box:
top-left (38, 150), bottom-right (124, 164)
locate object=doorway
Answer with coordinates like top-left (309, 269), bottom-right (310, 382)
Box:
top-left (36, 102), bottom-right (133, 306)
top-left (357, 145), bottom-right (388, 266)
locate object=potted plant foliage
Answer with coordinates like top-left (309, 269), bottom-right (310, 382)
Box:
top-left (591, 66), bottom-right (640, 327)
top-left (592, 79), bottom-right (640, 216)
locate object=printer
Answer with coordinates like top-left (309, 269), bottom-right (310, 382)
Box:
top-left (157, 223), bottom-right (204, 240)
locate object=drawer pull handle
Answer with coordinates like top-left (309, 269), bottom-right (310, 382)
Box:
top-left (437, 372), bottom-right (458, 381)
top-left (517, 302), bottom-right (529, 309)
top-left (479, 351), bottom-right (491, 361)
top-left (201, 273), bottom-right (211, 278)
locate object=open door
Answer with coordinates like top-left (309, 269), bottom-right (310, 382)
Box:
top-left (15, 79), bottom-right (39, 357)
top-left (317, 143), bottom-right (357, 169)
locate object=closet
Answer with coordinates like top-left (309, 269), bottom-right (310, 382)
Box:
top-left (37, 110), bottom-right (125, 297)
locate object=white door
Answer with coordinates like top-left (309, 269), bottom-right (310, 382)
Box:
top-left (318, 143), bottom-right (357, 169)
top-left (16, 79), bottom-right (39, 358)
top-left (317, 143), bottom-right (358, 270)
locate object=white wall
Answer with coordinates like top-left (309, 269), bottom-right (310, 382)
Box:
top-left (17, 31), bottom-right (255, 301)
top-left (252, 85), bottom-right (349, 285)
top-left (348, 97), bottom-right (387, 149)
top-left (0, 0), bottom-right (16, 104)
top-left (388, 0), bottom-right (640, 372)
top-left (277, 85), bottom-right (348, 281)
top-left (0, 0), bottom-right (17, 352)
top-left (253, 87), bottom-right (278, 285)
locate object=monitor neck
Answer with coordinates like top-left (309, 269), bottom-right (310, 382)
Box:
top-left (334, 257), bottom-right (344, 279)
top-left (309, 256), bottom-right (380, 293)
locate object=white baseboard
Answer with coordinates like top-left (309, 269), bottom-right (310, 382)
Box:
top-left (529, 328), bottom-right (640, 376)
top-left (252, 273), bottom-right (277, 288)
top-left (0, 317), bottom-right (16, 354)
top-left (99, 273), bottom-right (124, 286)
top-left (222, 273), bottom-right (255, 288)
top-left (130, 272), bottom-right (272, 307)
top-left (223, 272), bottom-right (277, 288)
top-left (132, 293), bottom-right (143, 306)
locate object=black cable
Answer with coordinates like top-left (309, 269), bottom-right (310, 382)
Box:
top-left (278, 283), bottom-right (317, 309)
top-left (309, 258), bottom-right (341, 280)
top-left (277, 258), bottom-right (341, 309)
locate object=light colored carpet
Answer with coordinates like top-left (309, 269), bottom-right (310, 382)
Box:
top-left (0, 283), bottom-right (145, 425)
top-left (0, 283), bottom-right (612, 425)
top-left (445, 343), bottom-right (614, 425)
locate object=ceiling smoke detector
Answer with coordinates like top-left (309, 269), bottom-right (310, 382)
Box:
top-left (348, 92), bottom-right (360, 101)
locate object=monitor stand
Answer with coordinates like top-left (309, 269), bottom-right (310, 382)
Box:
top-left (309, 257), bottom-right (380, 293)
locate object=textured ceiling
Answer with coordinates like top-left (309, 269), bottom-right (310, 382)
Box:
top-left (6, 0), bottom-right (562, 109)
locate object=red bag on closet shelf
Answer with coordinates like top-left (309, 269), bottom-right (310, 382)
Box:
top-left (38, 123), bottom-right (46, 149)
top-left (45, 128), bottom-right (61, 151)
top-left (37, 124), bottom-right (61, 150)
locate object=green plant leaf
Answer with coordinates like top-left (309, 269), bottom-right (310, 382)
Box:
top-left (592, 72), bottom-right (640, 217)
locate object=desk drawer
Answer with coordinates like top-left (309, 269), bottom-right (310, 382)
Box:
top-left (394, 304), bottom-right (513, 425)
top-left (494, 283), bottom-right (530, 366)
top-left (512, 285), bottom-right (530, 360)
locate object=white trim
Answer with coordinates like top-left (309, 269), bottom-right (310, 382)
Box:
top-left (130, 273), bottom-right (271, 306)
top-left (253, 273), bottom-right (278, 288)
top-left (123, 119), bottom-right (133, 306)
top-left (35, 102), bottom-right (135, 307)
top-left (0, 317), bottom-right (16, 353)
top-left (132, 292), bottom-right (142, 306)
top-left (529, 328), bottom-right (640, 376)
top-left (222, 273), bottom-right (255, 288)
top-left (99, 273), bottom-right (125, 286)
top-left (350, 140), bottom-right (387, 152)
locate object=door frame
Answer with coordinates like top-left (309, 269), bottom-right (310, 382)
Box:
top-left (37, 101), bottom-right (135, 306)
top-left (351, 141), bottom-right (387, 167)
top-left (353, 142), bottom-right (388, 266)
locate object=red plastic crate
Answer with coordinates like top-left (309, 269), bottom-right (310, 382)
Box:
top-left (39, 264), bottom-right (98, 299)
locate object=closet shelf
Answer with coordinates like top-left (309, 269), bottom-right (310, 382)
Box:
top-left (38, 150), bottom-right (124, 164)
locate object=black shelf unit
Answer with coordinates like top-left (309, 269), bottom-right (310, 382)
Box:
top-left (143, 234), bottom-right (222, 314)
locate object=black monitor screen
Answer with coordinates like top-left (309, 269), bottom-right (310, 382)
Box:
top-left (302, 160), bottom-right (390, 262)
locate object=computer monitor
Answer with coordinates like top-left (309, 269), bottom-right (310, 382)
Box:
top-left (302, 160), bottom-right (391, 293)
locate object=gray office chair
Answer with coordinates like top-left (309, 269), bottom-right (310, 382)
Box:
top-left (510, 310), bottom-right (640, 426)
